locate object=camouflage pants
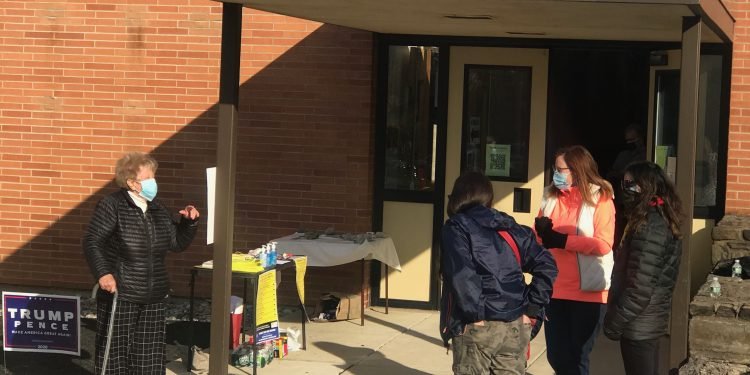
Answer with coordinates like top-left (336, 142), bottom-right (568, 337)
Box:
top-left (451, 318), bottom-right (529, 375)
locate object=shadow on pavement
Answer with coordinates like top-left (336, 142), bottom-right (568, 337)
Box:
top-left (166, 321), bottom-right (211, 350)
top-left (364, 313), bottom-right (444, 348)
top-left (0, 319), bottom-right (209, 375)
top-left (316, 341), bottom-right (432, 375)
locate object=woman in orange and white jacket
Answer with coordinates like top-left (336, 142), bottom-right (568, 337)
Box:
top-left (534, 145), bottom-right (615, 375)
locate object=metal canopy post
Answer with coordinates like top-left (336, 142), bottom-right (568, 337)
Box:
top-left (670, 15), bottom-right (700, 371)
top-left (209, 2), bottom-right (242, 374)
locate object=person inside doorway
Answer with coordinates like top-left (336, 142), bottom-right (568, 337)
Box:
top-left (604, 161), bottom-right (683, 375)
top-left (606, 123), bottom-right (647, 246)
top-left (608, 124), bottom-right (647, 182)
top-left (535, 145), bottom-right (615, 375)
top-left (440, 171), bottom-right (558, 375)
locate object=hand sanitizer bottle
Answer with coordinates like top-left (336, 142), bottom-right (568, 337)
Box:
top-left (260, 245), bottom-right (268, 269)
top-left (270, 242), bottom-right (277, 266)
top-left (709, 276), bottom-right (721, 298)
top-left (732, 259), bottom-right (743, 280)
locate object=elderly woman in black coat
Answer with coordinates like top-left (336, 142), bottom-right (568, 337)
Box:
top-left (84, 152), bottom-right (199, 374)
top-left (604, 161), bottom-right (683, 375)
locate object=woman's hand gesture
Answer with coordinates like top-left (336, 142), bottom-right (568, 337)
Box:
top-left (179, 205), bottom-right (200, 220)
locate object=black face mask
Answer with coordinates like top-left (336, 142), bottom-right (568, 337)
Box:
top-left (625, 141), bottom-right (639, 151)
top-left (621, 188), bottom-right (640, 208)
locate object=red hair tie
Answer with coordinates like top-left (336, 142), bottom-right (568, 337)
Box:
top-left (649, 197), bottom-right (665, 207)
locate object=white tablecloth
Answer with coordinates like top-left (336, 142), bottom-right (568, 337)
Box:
top-left (271, 233), bottom-right (401, 271)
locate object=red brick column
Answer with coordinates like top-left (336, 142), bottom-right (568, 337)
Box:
top-left (725, 1), bottom-right (750, 213)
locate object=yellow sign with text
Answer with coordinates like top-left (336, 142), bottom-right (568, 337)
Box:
top-left (294, 257), bottom-right (307, 304)
top-left (256, 270), bottom-right (279, 325)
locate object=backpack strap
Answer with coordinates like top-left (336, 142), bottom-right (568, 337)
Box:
top-left (498, 229), bottom-right (536, 360)
top-left (497, 230), bottom-right (522, 266)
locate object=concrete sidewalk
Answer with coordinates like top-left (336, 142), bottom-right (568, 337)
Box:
top-left (168, 307), bottom-right (627, 375)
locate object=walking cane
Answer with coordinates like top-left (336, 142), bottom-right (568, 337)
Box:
top-left (91, 284), bottom-right (118, 375)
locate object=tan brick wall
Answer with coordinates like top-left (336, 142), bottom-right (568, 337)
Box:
top-left (0, 1), bottom-right (374, 303)
top-left (726, 1), bottom-right (750, 213)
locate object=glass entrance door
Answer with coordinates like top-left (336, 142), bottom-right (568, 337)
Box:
top-left (376, 45), bottom-right (442, 307)
top-left (374, 46), bottom-right (549, 307)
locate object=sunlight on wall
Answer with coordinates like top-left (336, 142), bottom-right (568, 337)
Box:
top-left (690, 218), bottom-right (715, 297)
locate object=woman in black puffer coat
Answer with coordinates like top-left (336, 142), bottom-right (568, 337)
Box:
top-left (84, 152), bottom-right (199, 375)
top-left (604, 161), bottom-right (683, 375)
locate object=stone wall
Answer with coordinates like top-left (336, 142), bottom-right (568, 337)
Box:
top-left (679, 358), bottom-right (750, 375)
top-left (681, 215), bottom-right (750, 374)
top-left (711, 215), bottom-right (750, 264)
top-left (688, 276), bottom-right (750, 365)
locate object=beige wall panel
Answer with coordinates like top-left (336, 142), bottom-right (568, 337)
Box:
top-left (690, 218), bottom-right (715, 297)
top-left (380, 201), bottom-right (433, 302)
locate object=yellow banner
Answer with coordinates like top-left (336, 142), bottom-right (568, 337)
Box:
top-left (255, 270), bottom-right (278, 325)
top-left (293, 257), bottom-right (307, 304)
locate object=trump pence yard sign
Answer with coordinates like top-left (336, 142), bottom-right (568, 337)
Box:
top-left (2, 291), bottom-right (80, 355)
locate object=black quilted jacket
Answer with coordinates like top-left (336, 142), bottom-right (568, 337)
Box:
top-left (604, 207), bottom-right (681, 341)
top-left (83, 189), bottom-right (198, 304)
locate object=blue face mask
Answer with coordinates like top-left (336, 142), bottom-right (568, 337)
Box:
top-left (138, 178), bottom-right (158, 201)
top-left (553, 170), bottom-right (570, 191)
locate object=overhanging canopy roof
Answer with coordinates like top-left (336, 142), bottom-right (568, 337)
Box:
top-left (207, 1), bottom-right (732, 373)
top-left (222, 0), bottom-right (733, 43)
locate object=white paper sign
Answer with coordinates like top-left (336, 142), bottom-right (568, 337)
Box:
top-left (666, 157), bottom-right (677, 182)
top-left (486, 144), bottom-right (511, 177)
top-left (206, 167), bottom-right (216, 245)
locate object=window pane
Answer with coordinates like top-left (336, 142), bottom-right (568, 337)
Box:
top-left (384, 46), bottom-right (438, 191)
top-left (462, 65), bottom-right (531, 182)
top-left (695, 55), bottom-right (722, 207)
top-left (653, 70), bottom-right (679, 181)
top-left (652, 55), bottom-right (723, 211)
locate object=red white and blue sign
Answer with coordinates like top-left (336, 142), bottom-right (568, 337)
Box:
top-left (255, 321), bottom-right (279, 344)
top-left (2, 292), bottom-right (80, 355)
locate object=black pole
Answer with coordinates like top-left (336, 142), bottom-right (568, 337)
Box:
top-left (250, 277), bottom-right (258, 375)
top-left (187, 269), bottom-right (197, 371)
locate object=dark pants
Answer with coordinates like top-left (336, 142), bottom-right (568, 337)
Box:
top-left (545, 299), bottom-right (606, 375)
top-left (620, 337), bottom-right (660, 375)
top-left (96, 291), bottom-right (167, 375)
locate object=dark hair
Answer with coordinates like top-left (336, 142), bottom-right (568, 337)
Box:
top-left (624, 123), bottom-right (644, 139)
top-left (447, 172), bottom-right (493, 217)
top-left (551, 145), bottom-right (613, 205)
top-left (623, 161), bottom-right (683, 239)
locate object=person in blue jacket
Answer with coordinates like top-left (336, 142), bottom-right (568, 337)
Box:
top-left (440, 171), bottom-right (558, 375)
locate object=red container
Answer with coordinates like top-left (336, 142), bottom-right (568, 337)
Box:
top-left (229, 313), bottom-right (243, 349)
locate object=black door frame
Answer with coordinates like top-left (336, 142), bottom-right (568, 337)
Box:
top-left (371, 38), bottom-right (451, 310)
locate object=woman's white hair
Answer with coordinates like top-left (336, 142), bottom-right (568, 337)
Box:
top-left (114, 152), bottom-right (158, 188)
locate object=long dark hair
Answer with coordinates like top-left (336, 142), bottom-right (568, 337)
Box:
top-left (551, 145), bottom-right (613, 205)
top-left (623, 161), bottom-right (683, 239)
top-left (447, 171), bottom-right (493, 217)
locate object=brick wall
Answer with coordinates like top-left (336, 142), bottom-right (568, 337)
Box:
top-left (726, 1), bottom-right (750, 214)
top-left (0, 1), bottom-right (374, 304)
